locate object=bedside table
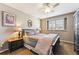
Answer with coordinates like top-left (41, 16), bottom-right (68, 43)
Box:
top-left (8, 38), bottom-right (24, 52)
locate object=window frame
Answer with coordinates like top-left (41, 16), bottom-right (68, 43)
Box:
top-left (47, 18), bottom-right (67, 31)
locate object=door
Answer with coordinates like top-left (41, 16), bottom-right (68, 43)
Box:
top-left (74, 12), bottom-right (79, 54)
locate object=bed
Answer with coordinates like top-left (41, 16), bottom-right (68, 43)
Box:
top-left (23, 29), bottom-right (60, 55)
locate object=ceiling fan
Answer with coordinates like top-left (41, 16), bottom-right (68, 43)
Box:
top-left (40, 3), bottom-right (59, 13)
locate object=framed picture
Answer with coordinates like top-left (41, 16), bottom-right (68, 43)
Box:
top-left (2, 11), bottom-right (16, 27)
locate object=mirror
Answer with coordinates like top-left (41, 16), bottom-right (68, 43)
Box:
top-left (27, 20), bottom-right (32, 27)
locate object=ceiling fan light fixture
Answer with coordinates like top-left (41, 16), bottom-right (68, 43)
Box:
top-left (44, 6), bottom-right (52, 13)
top-left (40, 3), bottom-right (59, 13)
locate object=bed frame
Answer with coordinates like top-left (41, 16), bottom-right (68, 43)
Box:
top-left (22, 29), bottom-right (60, 55)
top-left (52, 37), bottom-right (60, 55)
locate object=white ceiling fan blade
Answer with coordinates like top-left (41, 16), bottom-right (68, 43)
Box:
top-left (53, 3), bottom-right (59, 8)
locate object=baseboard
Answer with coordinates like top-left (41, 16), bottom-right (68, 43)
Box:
top-left (0, 49), bottom-right (8, 53)
top-left (60, 40), bottom-right (74, 44)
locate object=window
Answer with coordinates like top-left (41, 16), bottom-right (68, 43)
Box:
top-left (47, 18), bottom-right (67, 30)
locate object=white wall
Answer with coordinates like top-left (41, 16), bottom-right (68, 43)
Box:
top-left (21, 15), bottom-right (40, 29)
top-left (0, 3), bottom-right (40, 52)
top-left (0, 3), bottom-right (40, 35)
top-left (40, 13), bottom-right (74, 43)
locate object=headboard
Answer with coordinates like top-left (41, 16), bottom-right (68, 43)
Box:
top-left (22, 29), bottom-right (37, 35)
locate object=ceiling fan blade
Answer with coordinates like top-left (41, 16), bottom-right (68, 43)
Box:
top-left (53, 3), bottom-right (59, 8)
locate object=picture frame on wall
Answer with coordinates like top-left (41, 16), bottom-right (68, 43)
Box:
top-left (2, 11), bottom-right (16, 27)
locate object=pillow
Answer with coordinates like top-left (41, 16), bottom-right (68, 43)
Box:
top-left (26, 30), bottom-right (37, 35)
top-left (27, 32), bottom-right (36, 35)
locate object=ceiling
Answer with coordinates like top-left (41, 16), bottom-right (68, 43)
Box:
top-left (4, 3), bottom-right (79, 18)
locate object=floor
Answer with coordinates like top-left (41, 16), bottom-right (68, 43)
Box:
top-left (56, 41), bottom-right (76, 55)
top-left (0, 41), bottom-right (76, 55)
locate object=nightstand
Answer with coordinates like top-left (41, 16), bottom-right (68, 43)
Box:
top-left (8, 38), bottom-right (24, 52)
